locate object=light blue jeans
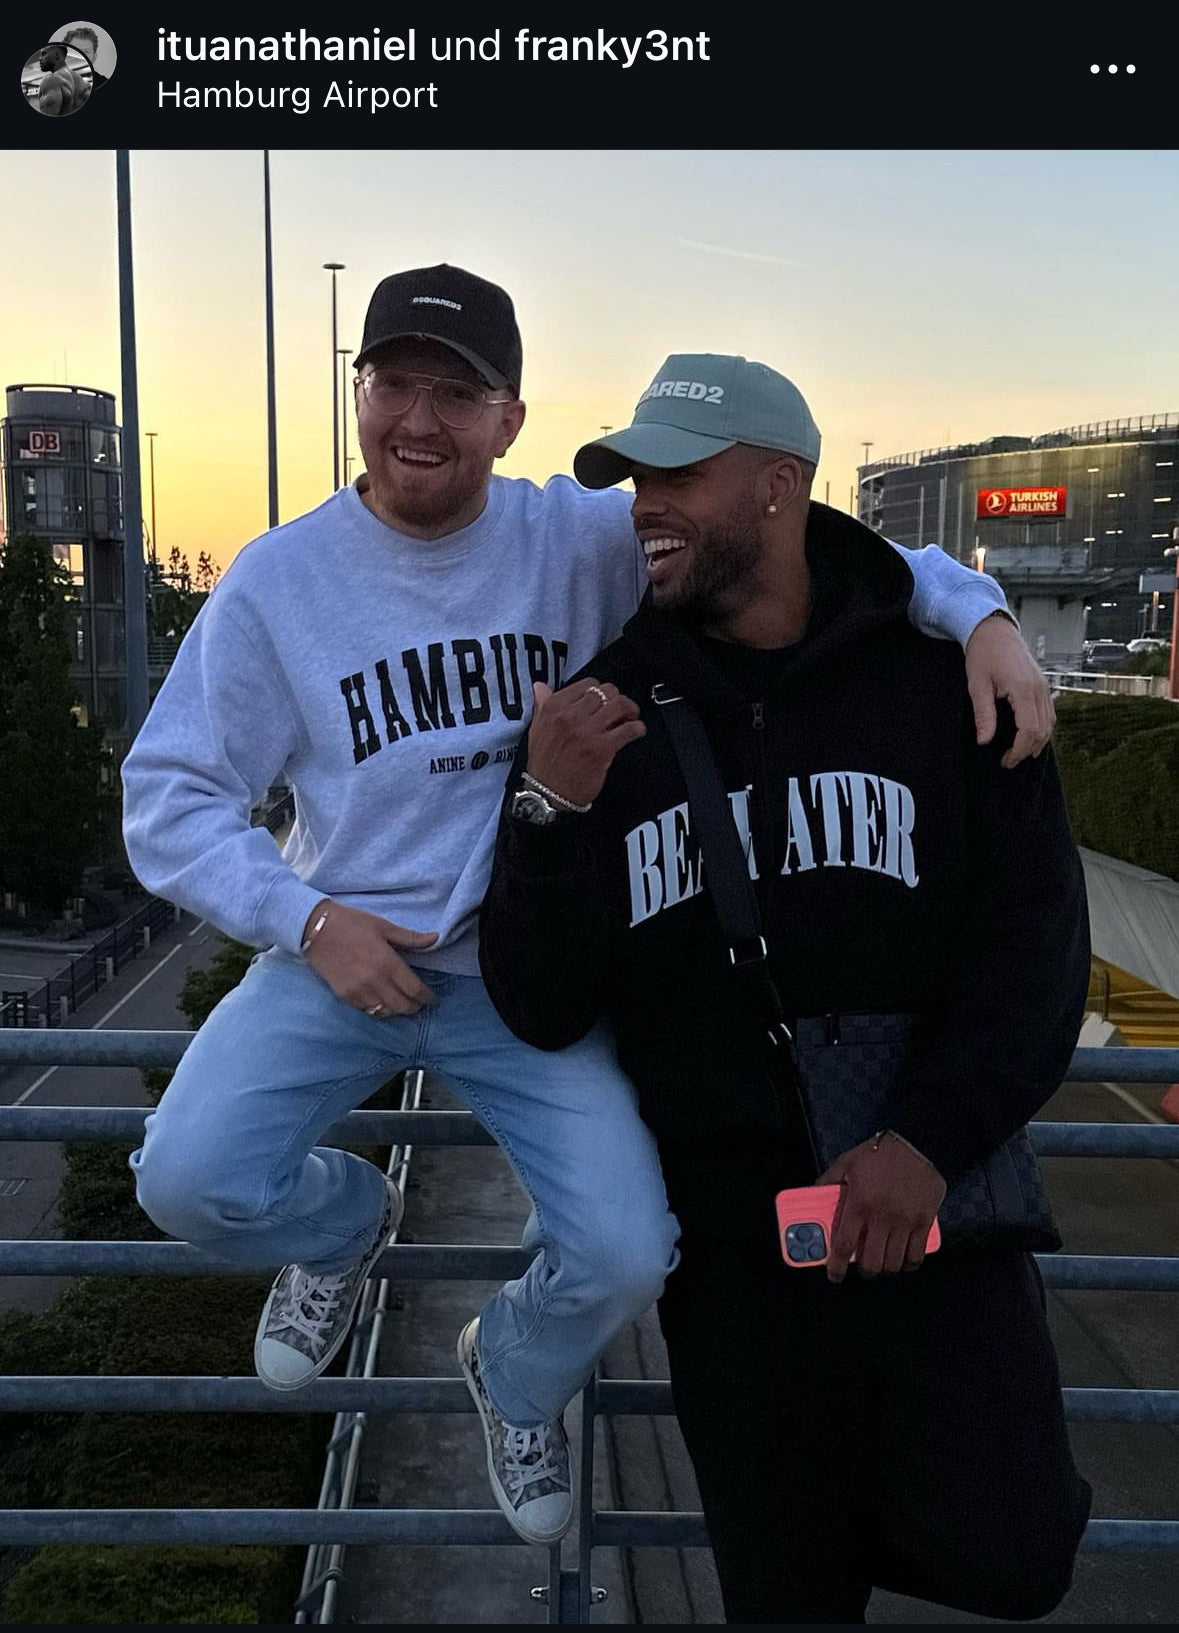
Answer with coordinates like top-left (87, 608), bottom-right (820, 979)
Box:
top-left (130, 949), bottom-right (679, 1425)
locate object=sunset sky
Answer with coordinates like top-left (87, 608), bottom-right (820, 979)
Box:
top-left (1, 149), bottom-right (1175, 574)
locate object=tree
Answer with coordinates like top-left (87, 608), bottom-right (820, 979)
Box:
top-left (0, 535), bottom-right (106, 914)
top-left (166, 543), bottom-right (190, 590)
top-left (195, 550), bottom-right (221, 593)
top-left (148, 545), bottom-right (218, 643)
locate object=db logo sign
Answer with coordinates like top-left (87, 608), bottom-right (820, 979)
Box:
top-left (28, 431), bottom-right (61, 455)
top-left (982, 489), bottom-right (1010, 516)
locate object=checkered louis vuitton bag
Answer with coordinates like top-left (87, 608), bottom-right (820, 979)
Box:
top-left (790, 1012), bottom-right (1061, 1250)
top-left (653, 686), bottom-right (1063, 1253)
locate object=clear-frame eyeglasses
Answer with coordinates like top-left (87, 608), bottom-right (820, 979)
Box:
top-left (358, 368), bottom-right (515, 429)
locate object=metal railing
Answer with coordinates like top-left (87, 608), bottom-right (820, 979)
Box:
top-left (1047, 670), bottom-right (1173, 700)
top-left (0, 898), bottom-right (177, 1032)
top-left (294, 1066), bottom-right (424, 1625)
top-left (862, 412), bottom-right (1179, 476)
top-left (1, 1033), bottom-right (1179, 1624)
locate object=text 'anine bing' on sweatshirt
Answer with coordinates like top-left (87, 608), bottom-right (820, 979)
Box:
top-left (479, 503), bottom-right (1091, 1185)
top-left (121, 476), bottom-right (1014, 975)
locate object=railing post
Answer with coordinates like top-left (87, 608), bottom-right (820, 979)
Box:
top-left (548, 1565), bottom-right (582, 1625)
top-left (577, 1373), bottom-right (599, 1624)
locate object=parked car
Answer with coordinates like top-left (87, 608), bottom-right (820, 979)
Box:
top-left (1081, 640), bottom-right (1131, 672)
top-left (1126, 637), bottom-right (1170, 654)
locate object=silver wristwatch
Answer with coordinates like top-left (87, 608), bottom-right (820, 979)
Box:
top-left (510, 787), bottom-right (561, 826)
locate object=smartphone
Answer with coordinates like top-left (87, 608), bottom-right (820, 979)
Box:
top-left (775, 1183), bottom-right (941, 1268)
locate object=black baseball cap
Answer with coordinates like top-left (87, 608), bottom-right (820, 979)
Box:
top-left (354, 264), bottom-right (523, 394)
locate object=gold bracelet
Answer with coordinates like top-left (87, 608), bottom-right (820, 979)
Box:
top-left (300, 902), bottom-right (332, 954)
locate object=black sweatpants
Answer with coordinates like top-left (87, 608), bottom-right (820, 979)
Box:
top-left (657, 1139), bottom-right (1092, 1626)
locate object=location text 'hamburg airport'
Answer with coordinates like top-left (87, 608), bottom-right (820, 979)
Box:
top-left (157, 28), bottom-right (713, 113)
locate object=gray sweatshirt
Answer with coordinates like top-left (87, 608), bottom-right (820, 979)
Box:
top-left (121, 475), bottom-right (1008, 974)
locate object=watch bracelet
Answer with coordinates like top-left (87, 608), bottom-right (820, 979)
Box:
top-left (520, 771), bottom-right (592, 815)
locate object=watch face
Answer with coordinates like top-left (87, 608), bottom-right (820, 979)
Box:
top-left (511, 788), bottom-right (557, 826)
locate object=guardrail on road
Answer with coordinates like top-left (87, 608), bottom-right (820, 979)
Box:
top-left (0, 899), bottom-right (179, 1030)
top-left (1046, 670), bottom-right (1173, 700)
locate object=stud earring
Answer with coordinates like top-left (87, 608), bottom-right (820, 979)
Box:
top-left (767, 503), bottom-right (778, 515)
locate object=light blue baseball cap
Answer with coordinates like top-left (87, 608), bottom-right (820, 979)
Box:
top-left (574, 353), bottom-right (821, 489)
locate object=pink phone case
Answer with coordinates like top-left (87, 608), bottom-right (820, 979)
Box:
top-left (775, 1183), bottom-right (941, 1267)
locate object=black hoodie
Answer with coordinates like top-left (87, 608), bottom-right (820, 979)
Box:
top-left (479, 505), bottom-right (1090, 1185)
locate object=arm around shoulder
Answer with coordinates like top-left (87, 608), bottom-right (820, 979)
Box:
top-left (894, 542), bottom-right (1054, 767)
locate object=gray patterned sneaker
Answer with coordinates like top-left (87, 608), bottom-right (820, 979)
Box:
top-left (254, 1177), bottom-right (401, 1391)
top-left (457, 1317), bottom-right (573, 1544)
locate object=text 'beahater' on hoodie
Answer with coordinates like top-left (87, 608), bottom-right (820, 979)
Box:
top-left (479, 503), bottom-right (1091, 1184)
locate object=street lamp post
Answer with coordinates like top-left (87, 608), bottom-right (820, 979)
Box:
top-left (323, 262), bottom-right (345, 490)
top-left (1166, 531), bottom-right (1179, 702)
top-left (263, 152), bottom-right (279, 529)
top-left (116, 149), bottom-right (149, 741)
top-left (337, 347), bottom-right (352, 491)
top-left (145, 431), bottom-right (158, 567)
top-left (859, 442), bottom-right (874, 523)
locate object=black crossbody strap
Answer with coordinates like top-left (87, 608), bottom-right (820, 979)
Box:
top-left (651, 685), bottom-right (795, 1058)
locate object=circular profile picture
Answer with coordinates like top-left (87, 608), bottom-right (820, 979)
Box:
top-left (50, 20), bottom-right (116, 87)
top-left (21, 40), bottom-right (93, 116)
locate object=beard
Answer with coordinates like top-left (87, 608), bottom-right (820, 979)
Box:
top-left (363, 446), bottom-right (488, 535)
top-left (654, 496), bottom-right (764, 627)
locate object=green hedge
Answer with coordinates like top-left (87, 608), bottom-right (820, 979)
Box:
top-left (1054, 695), bottom-right (1179, 882)
top-left (2, 1547), bottom-right (293, 1626)
top-left (0, 937), bottom-right (390, 1626)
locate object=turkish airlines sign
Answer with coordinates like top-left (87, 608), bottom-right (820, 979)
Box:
top-left (977, 487), bottom-right (1067, 519)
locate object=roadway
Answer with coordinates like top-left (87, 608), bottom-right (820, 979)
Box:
top-left (0, 909), bottom-right (222, 1313)
top-left (0, 945), bottom-right (76, 998)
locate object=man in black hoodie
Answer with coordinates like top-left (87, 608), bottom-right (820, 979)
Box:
top-left (479, 354), bottom-right (1092, 1624)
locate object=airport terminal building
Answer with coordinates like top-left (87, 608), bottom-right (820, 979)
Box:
top-left (859, 414), bottom-right (1178, 661)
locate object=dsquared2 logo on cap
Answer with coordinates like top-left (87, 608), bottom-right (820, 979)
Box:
top-left (638, 380), bottom-right (725, 405)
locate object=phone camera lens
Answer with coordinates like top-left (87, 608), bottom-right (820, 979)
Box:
top-left (785, 1221), bottom-right (827, 1264)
